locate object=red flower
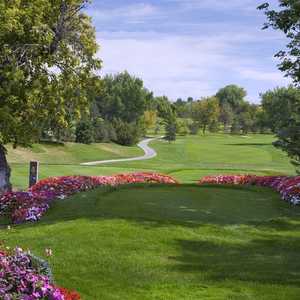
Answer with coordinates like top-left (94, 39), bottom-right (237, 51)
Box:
top-left (58, 287), bottom-right (81, 300)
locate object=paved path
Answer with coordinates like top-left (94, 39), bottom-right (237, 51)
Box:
top-left (80, 137), bottom-right (162, 166)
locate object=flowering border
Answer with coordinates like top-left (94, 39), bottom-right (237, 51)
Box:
top-left (0, 173), bottom-right (178, 224)
top-left (199, 175), bottom-right (300, 205)
top-left (0, 245), bottom-right (80, 300)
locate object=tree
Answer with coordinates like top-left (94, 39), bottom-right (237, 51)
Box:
top-left (231, 118), bottom-right (241, 134)
top-left (113, 120), bottom-right (140, 146)
top-left (258, 1), bottom-right (300, 84)
top-left (261, 86), bottom-right (300, 132)
top-left (238, 102), bottom-right (258, 134)
top-left (75, 120), bottom-right (94, 144)
top-left (93, 118), bottom-right (116, 143)
top-left (188, 122), bottom-right (200, 135)
top-left (191, 97), bottom-right (220, 134)
top-left (262, 87), bottom-right (300, 172)
top-left (259, 2), bottom-right (300, 171)
top-left (144, 110), bottom-right (157, 129)
top-left (219, 102), bottom-right (234, 131)
top-left (0, 0), bottom-right (101, 193)
top-left (274, 121), bottom-right (300, 173)
top-left (95, 72), bottom-right (148, 123)
top-left (154, 96), bottom-right (175, 120)
top-left (216, 85), bottom-right (247, 112)
top-left (165, 117), bottom-right (177, 143)
top-left (176, 119), bottom-right (189, 136)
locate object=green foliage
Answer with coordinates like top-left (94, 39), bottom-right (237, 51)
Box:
top-left (191, 97), bottom-right (220, 134)
top-left (176, 119), bottom-right (189, 136)
top-left (154, 96), bottom-right (175, 119)
top-left (219, 102), bottom-right (234, 131)
top-left (113, 120), bottom-right (140, 146)
top-left (259, 2), bottom-right (300, 172)
top-left (164, 114), bottom-right (177, 142)
top-left (144, 110), bottom-right (157, 129)
top-left (267, 89), bottom-right (300, 172)
top-left (231, 118), bottom-right (241, 134)
top-left (95, 72), bottom-right (148, 123)
top-left (258, 1), bottom-right (300, 84)
top-left (93, 118), bottom-right (117, 143)
top-left (261, 86), bottom-right (300, 132)
top-left (75, 120), bottom-right (94, 144)
top-left (275, 122), bottom-right (300, 173)
top-left (188, 122), bottom-right (200, 135)
top-left (91, 71), bottom-right (151, 145)
top-left (0, 0), bottom-right (101, 147)
top-left (0, 0), bottom-right (101, 190)
top-left (216, 85), bottom-right (247, 112)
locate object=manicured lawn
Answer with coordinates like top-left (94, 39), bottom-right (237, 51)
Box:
top-left (1, 184), bottom-right (300, 299)
top-left (9, 134), bottom-right (294, 189)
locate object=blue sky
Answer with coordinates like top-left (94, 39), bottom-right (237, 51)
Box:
top-left (86, 0), bottom-right (290, 103)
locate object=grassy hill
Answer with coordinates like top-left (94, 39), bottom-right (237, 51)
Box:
top-left (7, 134), bottom-right (295, 189)
top-left (7, 142), bottom-right (142, 164)
top-left (2, 184), bottom-right (300, 299)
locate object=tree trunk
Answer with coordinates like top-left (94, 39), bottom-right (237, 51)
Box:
top-left (0, 145), bottom-right (11, 195)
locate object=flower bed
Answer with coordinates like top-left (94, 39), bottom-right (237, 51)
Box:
top-left (0, 246), bottom-right (80, 300)
top-left (199, 175), bottom-right (300, 205)
top-left (0, 173), bottom-right (178, 224)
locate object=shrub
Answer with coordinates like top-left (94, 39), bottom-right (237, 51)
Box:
top-left (93, 118), bottom-right (116, 142)
top-left (176, 119), bottom-right (189, 136)
top-left (75, 120), bottom-right (94, 144)
top-left (113, 120), bottom-right (140, 146)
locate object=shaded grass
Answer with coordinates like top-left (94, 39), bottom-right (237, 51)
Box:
top-left (1, 184), bottom-right (300, 299)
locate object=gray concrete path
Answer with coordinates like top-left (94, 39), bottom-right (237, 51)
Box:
top-left (80, 137), bottom-right (162, 166)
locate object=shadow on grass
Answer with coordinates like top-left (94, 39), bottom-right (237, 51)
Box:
top-left (2, 184), bottom-right (300, 289)
top-left (3, 184), bottom-right (299, 231)
top-left (224, 143), bottom-right (271, 147)
top-left (169, 236), bottom-right (300, 286)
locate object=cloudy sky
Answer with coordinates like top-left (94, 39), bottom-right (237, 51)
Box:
top-left (86, 0), bottom-right (290, 103)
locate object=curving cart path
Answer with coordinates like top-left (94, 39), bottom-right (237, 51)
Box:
top-left (80, 137), bottom-right (162, 166)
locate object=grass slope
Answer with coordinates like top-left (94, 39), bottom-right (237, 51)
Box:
top-left (8, 134), bottom-right (294, 189)
top-left (7, 142), bottom-right (142, 164)
top-left (1, 184), bottom-right (300, 299)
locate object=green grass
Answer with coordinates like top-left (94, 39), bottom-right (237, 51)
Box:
top-left (8, 134), bottom-right (295, 189)
top-left (1, 184), bottom-right (300, 299)
top-left (7, 142), bottom-right (142, 164)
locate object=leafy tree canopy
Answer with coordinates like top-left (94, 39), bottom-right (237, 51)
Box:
top-left (0, 0), bottom-right (101, 148)
top-left (191, 97), bottom-right (220, 134)
top-left (216, 85), bottom-right (247, 112)
top-left (261, 86), bottom-right (300, 132)
top-left (95, 71), bottom-right (149, 123)
top-left (258, 1), bottom-right (300, 84)
top-left (0, 0), bottom-right (101, 192)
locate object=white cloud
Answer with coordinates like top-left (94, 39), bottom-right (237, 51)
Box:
top-left (88, 3), bottom-right (158, 22)
top-left (92, 0), bottom-right (290, 103)
top-left (238, 68), bottom-right (288, 83)
top-left (96, 31), bottom-right (276, 100)
top-left (170, 0), bottom-right (260, 12)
